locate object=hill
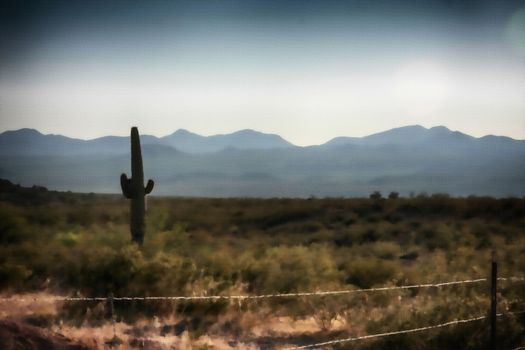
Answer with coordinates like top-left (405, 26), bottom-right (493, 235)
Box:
top-left (0, 128), bottom-right (293, 156)
top-left (0, 126), bottom-right (524, 197)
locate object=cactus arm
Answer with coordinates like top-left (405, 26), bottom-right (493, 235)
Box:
top-left (145, 179), bottom-right (154, 194)
top-left (120, 173), bottom-right (135, 199)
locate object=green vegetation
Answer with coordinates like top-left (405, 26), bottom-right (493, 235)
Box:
top-left (120, 127), bottom-right (155, 245)
top-left (0, 179), bottom-right (524, 348)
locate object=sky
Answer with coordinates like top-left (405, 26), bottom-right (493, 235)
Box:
top-left (1, 0), bottom-right (524, 146)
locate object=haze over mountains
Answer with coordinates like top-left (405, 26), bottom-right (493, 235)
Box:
top-left (1, 126), bottom-right (524, 197)
top-left (0, 128), bottom-right (293, 155)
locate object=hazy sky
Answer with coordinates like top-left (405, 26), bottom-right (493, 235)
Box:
top-left (1, 0), bottom-right (524, 145)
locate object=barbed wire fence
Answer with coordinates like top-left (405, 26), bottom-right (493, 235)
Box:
top-left (0, 277), bottom-right (503, 302)
top-left (0, 272), bottom-right (524, 348)
top-left (282, 311), bottom-right (525, 350)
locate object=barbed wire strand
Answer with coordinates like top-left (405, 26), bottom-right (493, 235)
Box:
top-left (498, 277), bottom-right (525, 282)
top-left (0, 278), bottom-right (494, 302)
top-left (282, 311), bottom-right (525, 350)
top-left (0, 277), bottom-right (522, 303)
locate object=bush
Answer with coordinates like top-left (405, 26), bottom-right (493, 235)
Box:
top-left (1, 186), bottom-right (524, 345)
top-left (388, 191), bottom-right (399, 199)
top-left (0, 203), bottom-right (29, 244)
top-left (343, 257), bottom-right (399, 288)
top-left (242, 245), bottom-right (340, 293)
top-left (370, 191), bottom-right (383, 200)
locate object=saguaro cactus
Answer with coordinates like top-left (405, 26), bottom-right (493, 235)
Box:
top-left (120, 127), bottom-right (154, 245)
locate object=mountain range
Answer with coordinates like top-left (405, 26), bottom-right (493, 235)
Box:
top-left (1, 125), bottom-right (524, 197)
top-left (0, 128), bottom-right (293, 155)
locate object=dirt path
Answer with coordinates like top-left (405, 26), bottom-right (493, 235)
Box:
top-left (0, 318), bottom-right (90, 350)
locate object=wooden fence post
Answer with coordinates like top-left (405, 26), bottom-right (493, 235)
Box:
top-left (105, 293), bottom-right (122, 349)
top-left (490, 250), bottom-right (497, 350)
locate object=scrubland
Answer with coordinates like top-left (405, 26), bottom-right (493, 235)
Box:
top-left (0, 181), bottom-right (524, 349)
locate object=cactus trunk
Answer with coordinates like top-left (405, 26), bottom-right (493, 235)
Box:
top-left (120, 127), bottom-right (154, 245)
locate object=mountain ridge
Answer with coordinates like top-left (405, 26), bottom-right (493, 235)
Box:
top-left (1, 125), bottom-right (523, 197)
top-left (1, 125), bottom-right (523, 156)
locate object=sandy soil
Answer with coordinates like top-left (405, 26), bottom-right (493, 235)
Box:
top-left (0, 292), bottom-right (346, 349)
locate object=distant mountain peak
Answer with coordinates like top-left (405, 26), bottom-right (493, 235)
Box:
top-left (323, 124), bottom-right (478, 148)
top-left (429, 125), bottom-right (450, 132)
top-left (156, 128), bottom-right (294, 153)
top-left (2, 126), bottom-right (522, 157)
top-left (232, 129), bottom-right (260, 135)
top-left (1, 125), bottom-right (524, 197)
top-left (170, 128), bottom-right (197, 136)
top-left (2, 128), bottom-right (43, 136)
top-left (397, 124), bottom-right (426, 130)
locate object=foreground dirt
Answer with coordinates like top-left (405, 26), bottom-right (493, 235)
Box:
top-left (0, 293), bottom-right (345, 349)
top-left (0, 318), bottom-right (90, 350)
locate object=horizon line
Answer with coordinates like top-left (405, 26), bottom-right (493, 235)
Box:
top-left (1, 124), bottom-right (523, 146)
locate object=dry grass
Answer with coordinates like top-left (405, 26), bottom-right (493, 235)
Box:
top-left (0, 292), bottom-right (347, 349)
top-left (1, 187), bottom-right (524, 349)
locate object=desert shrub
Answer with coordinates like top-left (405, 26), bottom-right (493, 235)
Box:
top-left (0, 203), bottom-right (30, 244)
top-left (146, 205), bottom-right (173, 232)
top-left (415, 223), bottom-right (453, 251)
top-left (364, 241), bottom-right (401, 260)
top-left (358, 228), bottom-right (380, 243)
top-left (242, 245), bottom-right (340, 294)
top-left (1, 185), bottom-right (525, 346)
top-left (136, 252), bottom-right (192, 295)
top-left (75, 245), bottom-right (145, 296)
top-left (0, 261), bottom-right (33, 290)
top-left (142, 224), bottom-right (191, 257)
top-left (333, 229), bottom-right (355, 247)
top-left (370, 191), bottom-right (383, 200)
top-left (388, 191), bottom-right (399, 199)
top-left (55, 231), bottom-right (80, 247)
top-left (343, 257), bottom-right (399, 288)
